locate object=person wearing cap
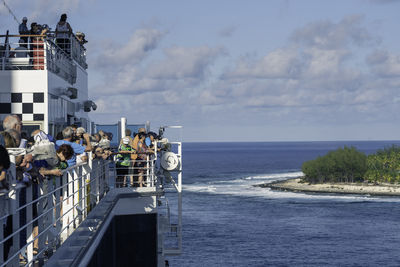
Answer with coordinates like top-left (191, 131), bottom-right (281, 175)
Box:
top-left (19, 17), bottom-right (29, 48)
top-left (116, 137), bottom-right (135, 187)
top-left (75, 127), bottom-right (86, 145)
top-left (119, 129), bottom-right (134, 146)
top-left (75, 32), bottom-right (87, 45)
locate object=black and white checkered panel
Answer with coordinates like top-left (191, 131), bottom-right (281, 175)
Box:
top-left (0, 92), bottom-right (45, 122)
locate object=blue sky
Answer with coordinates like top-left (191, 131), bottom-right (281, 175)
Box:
top-left (1, 0), bottom-right (400, 141)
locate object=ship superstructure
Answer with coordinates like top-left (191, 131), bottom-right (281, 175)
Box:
top-left (0, 31), bottom-right (94, 135)
top-left (0, 31), bottom-right (182, 266)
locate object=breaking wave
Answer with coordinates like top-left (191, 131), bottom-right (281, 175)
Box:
top-left (183, 171), bottom-right (400, 202)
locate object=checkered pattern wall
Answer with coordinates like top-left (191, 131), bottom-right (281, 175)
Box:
top-left (0, 92), bottom-right (45, 121)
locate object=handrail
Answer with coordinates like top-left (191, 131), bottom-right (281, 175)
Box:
top-left (0, 34), bottom-right (46, 38)
top-left (0, 155), bottom-right (110, 266)
top-left (0, 32), bottom-right (87, 76)
top-left (0, 139), bottom-right (183, 264)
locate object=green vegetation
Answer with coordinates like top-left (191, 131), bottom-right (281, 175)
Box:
top-left (302, 145), bottom-right (400, 184)
top-left (365, 146), bottom-right (400, 184)
top-left (302, 147), bottom-right (367, 184)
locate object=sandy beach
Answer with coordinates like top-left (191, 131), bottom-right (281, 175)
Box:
top-left (259, 178), bottom-right (400, 196)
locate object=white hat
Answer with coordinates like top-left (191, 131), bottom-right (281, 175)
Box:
top-left (122, 137), bottom-right (130, 144)
top-left (76, 127), bottom-right (86, 135)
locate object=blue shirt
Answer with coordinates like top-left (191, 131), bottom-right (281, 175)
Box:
top-left (19, 23), bottom-right (29, 34)
top-left (55, 140), bottom-right (86, 167)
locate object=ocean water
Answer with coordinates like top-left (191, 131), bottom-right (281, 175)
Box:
top-left (168, 141), bottom-right (400, 267)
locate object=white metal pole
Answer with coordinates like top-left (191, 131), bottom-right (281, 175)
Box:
top-left (178, 143), bottom-right (182, 193)
top-left (121, 117), bottom-right (127, 139)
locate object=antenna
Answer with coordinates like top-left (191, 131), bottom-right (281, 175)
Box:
top-left (1, 0), bottom-right (20, 25)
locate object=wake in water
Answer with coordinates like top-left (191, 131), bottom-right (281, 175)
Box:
top-left (184, 171), bottom-right (400, 202)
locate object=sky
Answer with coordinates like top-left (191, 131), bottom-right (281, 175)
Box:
top-left (1, 0), bottom-right (400, 142)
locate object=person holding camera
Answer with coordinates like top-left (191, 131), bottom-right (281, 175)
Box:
top-left (55, 127), bottom-right (92, 167)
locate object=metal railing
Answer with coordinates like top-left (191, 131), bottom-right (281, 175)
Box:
top-left (114, 155), bottom-right (156, 188)
top-left (0, 33), bottom-right (86, 83)
top-left (0, 140), bottom-right (182, 265)
top-left (0, 153), bottom-right (109, 266)
top-left (158, 142), bottom-right (183, 256)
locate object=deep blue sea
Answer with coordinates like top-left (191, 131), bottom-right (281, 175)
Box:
top-left (168, 141), bottom-right (400, 267)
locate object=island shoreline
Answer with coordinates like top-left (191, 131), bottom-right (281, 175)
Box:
top-left (257, 178), bottom-right (400, 197)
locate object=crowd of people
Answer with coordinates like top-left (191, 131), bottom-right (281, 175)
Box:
top-left (115, 128), bottom-right (159, 188)
top-left (0, 114), bottom-right (159, 261)
top-left (0, 114), bottom-right (160, 192)
top-left (1, 13), bottom-right (87, 60)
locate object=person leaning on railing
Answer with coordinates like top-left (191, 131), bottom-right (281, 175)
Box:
top-left (136, 132), bottom-right (154, 187)
top-left (55, 127), bottom-right (92, 167)
top-left (92, 146), bottom-right (112, 160)
top-left (74, 127), bottom-right (89, 164)
top-left (55, 13), bottom-right (72, 54)
top-left (116, 137), bottom-right (136, 187)
top-left (38, 144), bottom-right (74, 177)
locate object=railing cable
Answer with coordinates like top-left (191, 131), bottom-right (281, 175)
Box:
top-left (1, 0), bottom-right (20, 25)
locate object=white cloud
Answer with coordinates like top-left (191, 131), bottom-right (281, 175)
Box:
top-left (93, 28), bottom-right (163, 68)
top-left (195, 15), bottom-right (400, 130)
top-left (91, 38), bottom-right (226, 97)
top-left (367, 50), bottom-right (400, 77)
top-left (148, 46), bottom-right (226, 80)
top-left (87, 15), bottom-right (400, 140)
top-left (223, 48), bottom-right (301, 79)
top-left (291, 15), bottom-right (376, 49)
top-left (303, 48), bottom-right (350, 77)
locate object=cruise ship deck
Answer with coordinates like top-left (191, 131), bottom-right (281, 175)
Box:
top-left (1, 26), bottom-right (182, 267)
top-left (0, 132), bottom-right (182, 266)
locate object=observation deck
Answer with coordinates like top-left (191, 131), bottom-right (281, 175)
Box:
top-left (0, 33), bottom-right (93, 136)
top-left (0, 124), bottom-right (183, 266)
top-left (0, 32), bottom-right (87, 83)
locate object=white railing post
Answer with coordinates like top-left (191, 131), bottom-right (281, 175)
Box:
top-left (146, 156), bottom-right (150, 187)
top-left (44, 40), bottom-right (47, 70)
top-left (72, 168), bottom-right (79, 229)
top-left (178, 143), bottom-right (182, 193)
top-left (9, 154), bottom-right (20, 266)
top-left (80, 165), bottom-right (86, 220)
top-left (82, 164), bottom-right (89, 218)
top-left (87, 156), bottom-right (95, 209)
top-left (99, 161), bottom-right (104, 198)
top-left (61, 172), bottom-right (71, 241)
top-left (93, 160), bottom-right (100, 203)
top-left (55, 175), bottom-right (62, 245)
top-left (37, 181), bottom-right (46, 259)
top-left (46, 176), bottom-right (55, 248)
top-left (0, 155), bottom-right (15, 265)
top-left (26, 186), bottom-right (33, 264)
